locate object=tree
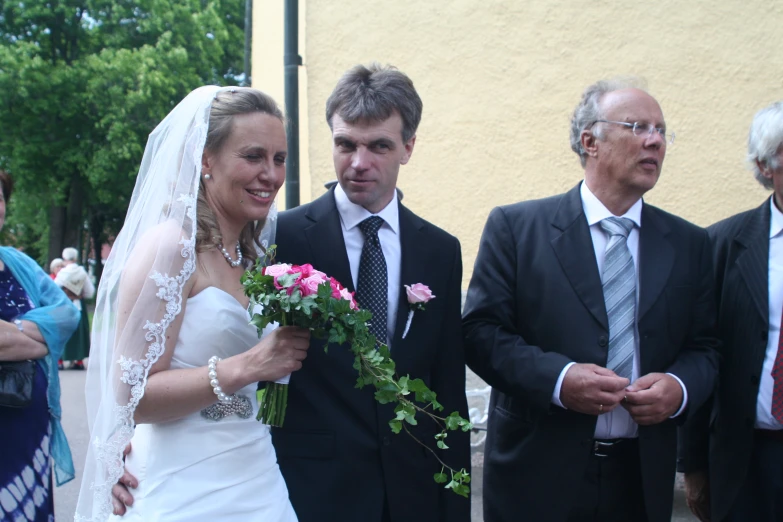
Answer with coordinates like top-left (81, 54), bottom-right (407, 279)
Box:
top-left (0, 0), bottom-right (246, 278)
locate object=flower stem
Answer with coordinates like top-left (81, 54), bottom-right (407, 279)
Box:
top-left (258, 311), bottom-right (290, 427)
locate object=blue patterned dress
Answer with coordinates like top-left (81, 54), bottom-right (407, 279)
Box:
top-left (0, 267), bottom-right (55, 521)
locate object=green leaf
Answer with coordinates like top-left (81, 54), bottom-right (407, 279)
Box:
top-left (374, 389), bottom-right (398, 404)
top-left (275, 273), bottom-right (299, 288)
top-left (250, 313), bottom-right (272, 331)
top-left (407, 378), bottom-right (428, 393)
top-left (436, 440), bottom-right (449, 450)
top-left (389, 419), bottom-right (402, 434)
top-left (317, 282), bottom-right (333, 299)
top-left (433, 472), bottom-right (448, 484)
top-left (453, 484), bottom-right (470, 498)
top-left (445, 411), bottom-right (465, 431)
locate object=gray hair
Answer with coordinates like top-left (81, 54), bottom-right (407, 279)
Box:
top-left (570, 77), bottom-right (648, 167)
top-left (62, 247), bottom-right (79, 262)
top-left (49, 258), bottom-right (64, 273)
top-left (748, 101), bottom-right (783, 190)
top-left (325, 63), bottom-right (422, 143)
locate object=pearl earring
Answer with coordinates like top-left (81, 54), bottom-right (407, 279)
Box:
top-left (204, 174), bottom-right (211, 180)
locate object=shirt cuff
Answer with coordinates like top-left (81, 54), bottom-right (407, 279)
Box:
top-left (667, 372), bottom-right (688, 418)
top-left (552, 362), bottom-right (576, 408)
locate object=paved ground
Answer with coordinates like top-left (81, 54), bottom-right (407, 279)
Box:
top-left (53, 366), bottom-right (696, 521)
top-left (53, 367), bottom-right (89, 521)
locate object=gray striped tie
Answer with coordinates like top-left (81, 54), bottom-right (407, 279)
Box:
top-left (599, 217), bottom-right (636, 380)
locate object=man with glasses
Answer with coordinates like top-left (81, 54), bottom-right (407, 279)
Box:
top-left (463, 79), bottom-right (719, 522)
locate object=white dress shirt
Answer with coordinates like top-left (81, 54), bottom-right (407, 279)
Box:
top-left (551, 182), bottom-right (688, 439)
top-left (334, 184), bottom-right (401, 348)
top-left (755, 197), bottom-right (783, 430)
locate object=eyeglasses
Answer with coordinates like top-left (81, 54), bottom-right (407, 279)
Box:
top-left (593, 120), bottom-right (675, 145)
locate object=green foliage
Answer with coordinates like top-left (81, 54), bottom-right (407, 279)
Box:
top-left (241, 251), bottom-right (473, 496)
top-left (0, 0), bottom-right (246, 261)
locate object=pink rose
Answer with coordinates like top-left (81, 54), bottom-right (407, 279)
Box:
top-left (289, 264), bottom-right (314, 278)
top-left (299, 273), bottom-right (328, 296)
top-left (405, 283), bottom-right (435, 304)
top-left (329, 277), bottom-right (345, 299)
top-left (264, 263), bottom-right (294, 290)
top-left (339, 286), bottom-right (356, 306)
top-left (263, 263), bottom-right (292, 278)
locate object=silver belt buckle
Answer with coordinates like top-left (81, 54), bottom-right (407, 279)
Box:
top-left (593, 440), bottom-right (615, 458)
top-left (200, 394), bottom-right (253, 421)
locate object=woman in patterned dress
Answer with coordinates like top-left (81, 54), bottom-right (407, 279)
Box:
top-left (0, 170), bottom-right (80, 521)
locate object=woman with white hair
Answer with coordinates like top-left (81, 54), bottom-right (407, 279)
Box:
top-left (49, 258), bottom-right (64, 280)
top-left (55, 264), bottom-right (92, 370)
top-left (59, 247), bottom-right (94, 369)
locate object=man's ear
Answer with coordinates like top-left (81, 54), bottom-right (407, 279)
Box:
top-left (400, 135), bottom-right (416, 165)
top-left (758, 159), bottom-right (774, 181)
top-left (581, 130), bottom-right (598, 159)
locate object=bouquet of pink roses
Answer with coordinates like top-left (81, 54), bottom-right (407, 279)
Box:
top-left (241, 246), bottom-right (472, 497)
top-left (245, 260), bottom-right (358, 427)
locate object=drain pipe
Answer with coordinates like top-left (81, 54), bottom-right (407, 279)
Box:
top-left (284, 0), bottom-right (301, 208)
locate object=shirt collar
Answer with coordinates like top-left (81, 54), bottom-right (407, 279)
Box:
top-left (334, 183), bottom-right (400, 234)
top-left (769, 196), bottom-right (783, 239)
top-left (580, 181), bottom-right (643, 228)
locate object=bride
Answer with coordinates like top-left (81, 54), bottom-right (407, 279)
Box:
top-left (74, 86), bottom-right (309, 521)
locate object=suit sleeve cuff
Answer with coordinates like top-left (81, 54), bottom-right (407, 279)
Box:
top-left (552, 362), bottom-right (576, 408)
top-left (667, 372), bottom-right (688, 418)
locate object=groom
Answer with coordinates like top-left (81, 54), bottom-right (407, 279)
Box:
top-left (271, 63), bottom-right (470, 522)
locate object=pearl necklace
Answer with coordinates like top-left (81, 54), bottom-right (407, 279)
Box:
top-left (218, 241), bottom-right (243, 268)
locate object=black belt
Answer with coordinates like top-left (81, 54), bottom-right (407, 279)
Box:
top-left (591, 438), bottom-right (638, 458)
top-left (755, 429), bottom-right (783, 443)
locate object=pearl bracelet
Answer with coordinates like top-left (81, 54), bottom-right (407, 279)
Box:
top-left (208, 356), bottom-right (233, 403)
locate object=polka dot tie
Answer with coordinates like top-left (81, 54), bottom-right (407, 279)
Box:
top-left (356, 216), bottom-right (388, 345)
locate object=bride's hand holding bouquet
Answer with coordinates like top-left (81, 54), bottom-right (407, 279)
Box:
top-left (238, 326), bottom-right (310, 384)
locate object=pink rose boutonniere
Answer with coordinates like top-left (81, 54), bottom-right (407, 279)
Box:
top-left (402, 283), bottom-right (436, 339)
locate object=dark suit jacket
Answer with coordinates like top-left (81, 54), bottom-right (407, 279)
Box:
top-left (678, 198), bottom-right (772, 521)
top-left (463, 183), bottom-right (720, 522)
top-left (271, 188), bottom-right (470, 522)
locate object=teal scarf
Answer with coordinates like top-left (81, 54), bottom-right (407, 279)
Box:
top-left (0, 247), bottom-right (80, 486)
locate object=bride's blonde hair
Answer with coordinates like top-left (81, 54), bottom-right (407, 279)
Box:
top-left (196, 87), bottom-right (284, 265)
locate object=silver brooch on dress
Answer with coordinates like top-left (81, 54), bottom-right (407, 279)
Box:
top-left (200, 394), bottom-right (253, 421)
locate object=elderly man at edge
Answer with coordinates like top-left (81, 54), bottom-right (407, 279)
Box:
top-left (681, 101), bottom-right (783, 522)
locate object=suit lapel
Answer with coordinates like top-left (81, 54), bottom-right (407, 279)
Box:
top-left (390, 204), bottom-right (425, 350)
top-left (551, 184), bottom-right (609, 331)
top-left (302, 189), bottom-right (355, 292)
top-left (637, 205), bottom-right (675, 321)
top-left (735, 199), bottom-right (771, 323)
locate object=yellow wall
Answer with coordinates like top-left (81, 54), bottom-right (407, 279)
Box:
top-left (255, 0), bottom-right (783, 286)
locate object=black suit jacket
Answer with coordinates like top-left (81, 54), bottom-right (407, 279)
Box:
top-left (679, 198), bottom-right (772, 521)
top-left (271, 188), bottom-right (470, 522)
top-left (463, 183), bottom-right (719, 522)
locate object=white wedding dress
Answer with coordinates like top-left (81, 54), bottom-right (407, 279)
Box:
top-left (110, 287), bottom-right (297, 522)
